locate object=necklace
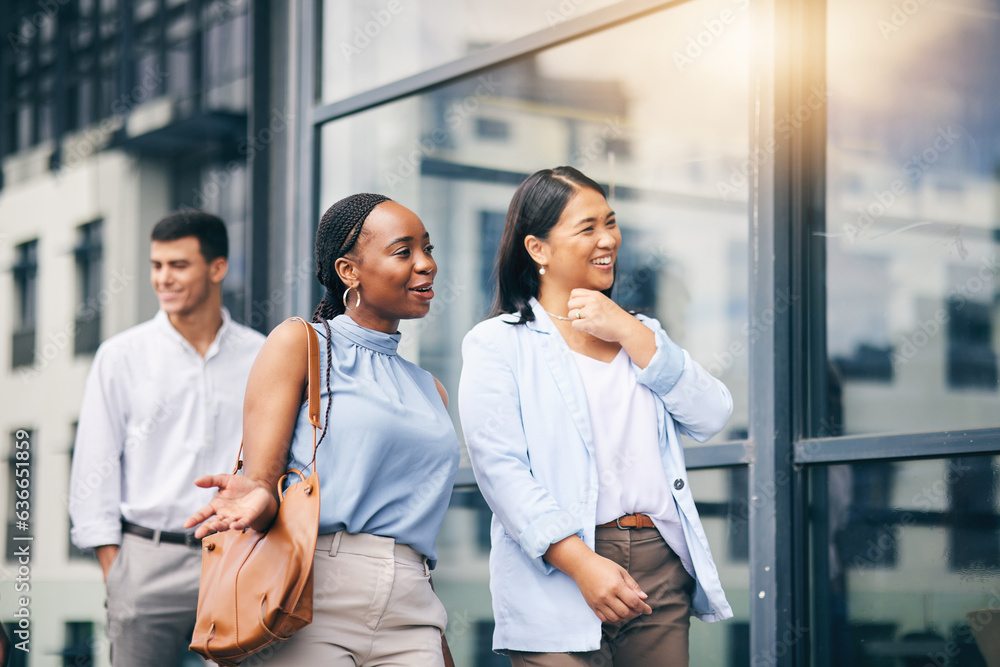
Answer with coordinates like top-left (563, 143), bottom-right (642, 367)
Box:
top-left (545, 310), bottom-right (572, 321)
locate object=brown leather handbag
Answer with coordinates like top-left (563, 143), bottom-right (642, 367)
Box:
top-left (190, 317), bottom-right (326, 665)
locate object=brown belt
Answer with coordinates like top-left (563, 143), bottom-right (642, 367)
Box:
top-left (597, 513), bottom-right (656, 530)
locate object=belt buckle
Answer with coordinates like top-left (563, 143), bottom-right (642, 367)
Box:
top-left (615, 516), bottom-right (630, 530)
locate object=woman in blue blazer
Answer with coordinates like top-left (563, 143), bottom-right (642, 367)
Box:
top-left (459, 167), bottom-right (733, 666)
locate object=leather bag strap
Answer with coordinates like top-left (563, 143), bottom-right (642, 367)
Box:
top-left (232, 317), bottom-right (323, 475)
top-left (287, 316), bottom-right (322, 429)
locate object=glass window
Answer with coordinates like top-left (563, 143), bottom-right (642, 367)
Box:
top-left (318, 0), bottom-right (626, 103)
top-left (62, 621), bottom-right (94, 667)
top-left (175, 161), bottom-right (250, 323)
top-left (810, 456), bottom-right (1000, 667)
top-left (204, 11), bottom-right (248, 111)
top-left (168, 41), bottom-right (195, 112)
top-left (74, 220), bottom-right (103, 356)
top-left (11, 240), bottom-right (39, 369)
top-left (318, 1), bottom-right (750, 449)
top-left (12, 240), bottom-right (38, 332)
top-left (433, 486), bottom-right (496, 666)
top-left (822, 0), bottom-right (1000, 436)
top-left (16, 99), bottom-right (32, 151)
top-left (689, 466), bottom-right (751, 666)
top-left (38, 75), bottom-right (54, 143)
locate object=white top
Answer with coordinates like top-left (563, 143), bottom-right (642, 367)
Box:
top-left (571, 347), bottom-right (692, 569)
top-left (69, 309), bottom-right (265, 549)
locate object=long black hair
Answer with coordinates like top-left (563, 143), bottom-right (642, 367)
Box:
top-left (490, 166), bottom-right (611, 324)
top-left (311, 193), bottom-right (391, 323)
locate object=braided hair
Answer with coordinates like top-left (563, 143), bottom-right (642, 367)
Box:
top-left (311, 193), bottom-right (392, 323)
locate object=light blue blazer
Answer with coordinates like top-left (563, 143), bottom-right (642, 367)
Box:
top-left (458, 298), bottom-right (734, 653)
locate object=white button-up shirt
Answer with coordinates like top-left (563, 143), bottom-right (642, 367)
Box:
top-left (69, 309), bottom-right (265, 549)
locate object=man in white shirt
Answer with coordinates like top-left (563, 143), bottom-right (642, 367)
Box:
top-left (69, 211), bottom-right (266, 666)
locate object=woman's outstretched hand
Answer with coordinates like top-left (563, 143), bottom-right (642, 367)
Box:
top-left (183, 474), bottom-right (275, 539)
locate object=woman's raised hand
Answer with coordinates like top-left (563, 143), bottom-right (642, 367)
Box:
top-left (183, 474), bottom-right (275, 539)
top-left (566, 289), bottom-right (634, 342)
top-left (565, 288), bottom-right (658, 368)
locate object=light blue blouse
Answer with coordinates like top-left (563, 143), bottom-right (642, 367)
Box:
top-left (285, 315), bottom-right (459, 568)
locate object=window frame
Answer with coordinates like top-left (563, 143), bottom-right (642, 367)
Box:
top-left (11, 239), bottom-right (40, 369)
top-left (73, 219), bottom-right (104, 356)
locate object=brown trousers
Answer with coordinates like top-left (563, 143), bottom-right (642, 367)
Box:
top-left (509, 526), bottom-right (695, 667)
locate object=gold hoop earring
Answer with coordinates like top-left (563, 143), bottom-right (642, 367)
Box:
top-left (342, 286), bottom-right (361, 310)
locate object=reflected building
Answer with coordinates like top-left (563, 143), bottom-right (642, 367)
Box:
top-left (815, 1), bottom-right (1000, 664)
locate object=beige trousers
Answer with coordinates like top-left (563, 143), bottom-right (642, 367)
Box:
top-left (258, 531), bottom-right (448, 667)
top-left (509, 526), bottom-right (695, 667)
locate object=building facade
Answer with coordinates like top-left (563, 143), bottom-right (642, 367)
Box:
top-left (1, 0), bottom-right (999, 665)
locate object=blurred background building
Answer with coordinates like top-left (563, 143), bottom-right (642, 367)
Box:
top-left (0, 0), bottom-right (998, 665)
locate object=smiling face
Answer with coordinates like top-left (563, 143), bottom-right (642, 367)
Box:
top-left (335, 201), bottom-right (437, 332)
top-left (150, 236), bottom-right (227, 318)
top-left (528, 186), bottom-right (619, 294)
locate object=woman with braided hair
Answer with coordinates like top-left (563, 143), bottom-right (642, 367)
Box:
top-left (185, 193), bottom-right (460, 666)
